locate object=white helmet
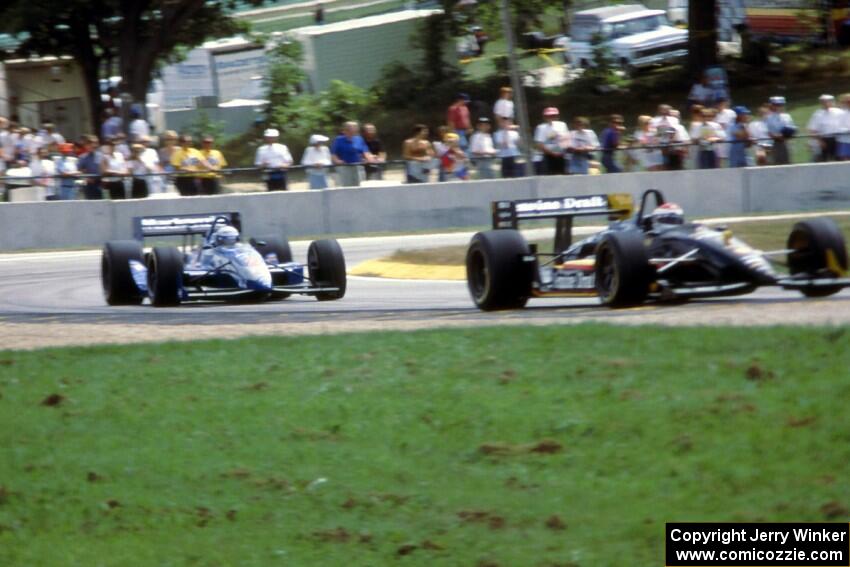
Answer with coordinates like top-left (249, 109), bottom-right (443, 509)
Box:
top-left (649, 202), bottom-right (684, 227)
top-left (215, 225), bottom-right (240, 247)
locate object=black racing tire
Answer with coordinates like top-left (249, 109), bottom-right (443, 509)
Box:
top-left (466, 230), bottom-right (533, 311)
top-left (252, 235), bottom-right (293, 264)
top-left (787, 217), bottom-right (848, 298)
top-left (147, 247), bottom-right (184, 307)
top-left (308, 239), bottom-right (346, 301)
top-left (102, 240), bottom-right (145, 306)
top-left (595, 231), bottom-right (653, 307)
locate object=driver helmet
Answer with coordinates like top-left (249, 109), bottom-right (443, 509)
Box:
top-left (214, 225), bottom-right (240, 247)
top-left (649, 202), bottom-right (684, 228)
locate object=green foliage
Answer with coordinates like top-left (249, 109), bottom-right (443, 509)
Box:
top-left (265, 40), bottom-right (307, 111)
top-left (580, 32), bottom-right (629, 91)
top-left (186, 110), bottom-right (226, 142)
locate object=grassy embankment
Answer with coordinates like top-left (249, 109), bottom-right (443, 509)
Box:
top-left (1, 325), bottom-right (848, 566)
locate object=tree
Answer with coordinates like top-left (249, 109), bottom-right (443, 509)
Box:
top-left (0, 1), bottom-right (264, 134)
top-left (688, 0), bottom-right (718, 77)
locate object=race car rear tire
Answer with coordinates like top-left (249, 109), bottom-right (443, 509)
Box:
top-left (595, 231), bottom-right (653, 307)
top-left (102, 240), bottom-right (145, 306)
top-left (252, 235), bottom-right (293, 264)
top-left (308, 239), bottom-right (346, 301)
top-left (787, 218), bottom-right (848, 298)
top-left (147, 247), bottom-right (184, 307)
top-left (466, 230), bottom-right (532, 311)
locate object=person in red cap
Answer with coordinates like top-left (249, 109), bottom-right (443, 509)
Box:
top-left (55, 142), bottom-right (80, 200)
top-left (533, 107), bottom-right (569, 175)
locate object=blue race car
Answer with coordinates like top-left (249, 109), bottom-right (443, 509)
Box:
top-left (101, 212), bottom-right (346, 306)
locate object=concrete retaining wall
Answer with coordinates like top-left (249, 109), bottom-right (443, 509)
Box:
top-left (2, 162), bottom-right (850, 251)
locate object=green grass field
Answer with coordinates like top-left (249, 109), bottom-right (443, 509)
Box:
top-left (1, 325), bottom-right (849, 566)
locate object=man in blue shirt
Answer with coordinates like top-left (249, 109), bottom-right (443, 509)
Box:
top-left (331, 121), bottom-right (373, 187)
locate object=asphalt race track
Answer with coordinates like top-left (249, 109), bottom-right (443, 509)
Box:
top-left (1, 231), bottom-right (849, 349)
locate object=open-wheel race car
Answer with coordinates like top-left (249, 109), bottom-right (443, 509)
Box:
top-left (102, 212), bottom-right (346, 306)
top-left (466, 189), bottom-right (850, 310)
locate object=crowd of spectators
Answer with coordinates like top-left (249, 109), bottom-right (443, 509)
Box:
top-left (3, 84), bottom-right (850, 199)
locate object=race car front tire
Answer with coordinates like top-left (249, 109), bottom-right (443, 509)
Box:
top-left (102, 240), bottom-right (145, 306)
top-left (466, 230), bottom-right (532, 311)
top-left (595, 231), bottom-right (653, 307)
top-left (252, 235), bottom-right (293, 264)
top-left (147, 247), bottom-right (184, 307)
top-left (787, 218), bottom-right (848, 298)
top-left (308, 239), bottom-right (346, 300)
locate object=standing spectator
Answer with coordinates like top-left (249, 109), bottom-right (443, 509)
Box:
top-left (649, 104), bottom-right (679, 130)
top-left (0, 117), bottom-right (12, 163)
top-left (136, 136), bottom-right (163, 194)
top-left (54, 143), bottom-right (80, 200)
top-left (254, 128), bottom-right (293, 191)
top-left (100, 138), bottom-right (128, 199)
top-left (473, 26), bottom-right (489, 56)
top-left (657, 109), bottom-right (690, 171)
top-left (567, 117), bottom-right (599, 175)
top-left (36, 122), bottom-right (65, 149)
top-left (714, 97), bottom-right (736, 167)
top-left (493, 87), bottom-right (515, 121)
top-left (533, 107), bottom-right (569, 175)
top-left (687, 72), bottom-right (715, 108)
top-left (692, 107), bottom-right (722, 169)
top-left (446, 94), bottom-right (472, 150)
top-left (128, 144), bottom-right (153, 198)
top-left (171, 134), bottom-right (205, 196)
top-left (633, 115), bottom-right (663, 172)
top-left (807, 94), bottom-right (844, 162)
top-left (362, 123), bottom-right (386, 180)
top-left (728, 107), bottom-right (753, 168)
top-left (469, 117), bottom-right (497, 179)
top-left (331, 121), bottom-right (371, 188)
top-left (101, 108), bottom-right (123, 141)
top-left (15, 127), bottom-right (36, 161)
top-left (301, 134), bottom-right (332, 189)
top-left (315, 3), bottom-right (325, 24)
top-left (748, 104), bottom-right (771, 166)
top-left (30, 146), bottom-right (56, 199)
top-left (600, 114), bottom-right (625, 173)
top-left (837, 94), bottom-right (850, 161)
top-left (77, 135), bottom-right (102, 200)
top-left (128, 109), bottom-right (151, 142)
top-left (440, 132), bottom-right (470, 180)
top-left (402, 124), bottom-right (434, 183)
top-left (198, 135), bottom-right (227, 195)
top-left (432, 125), bottom-right (450, 181)
top-left (765, 96), bottom-right (796, 165)
top-left (493, 117), bottom-right (523, 178)
top-left (113, 133), bottom-right (131, 159)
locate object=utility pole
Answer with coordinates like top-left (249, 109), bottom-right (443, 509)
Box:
top-left (499, 0), bottom-right (533, 168)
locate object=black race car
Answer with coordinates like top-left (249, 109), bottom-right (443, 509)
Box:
top-left (466, 189), bottom-right (850, 310)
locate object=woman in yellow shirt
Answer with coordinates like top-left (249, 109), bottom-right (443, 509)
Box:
top-left (198, 136), bottom-right (228, 195)
top-left (169, 134), bottom-right (207, 196)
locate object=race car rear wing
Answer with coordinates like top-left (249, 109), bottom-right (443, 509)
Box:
top-left (491, 193), bottom-right (634, 252)
top-left (132, 212), bottom-right (242, 241)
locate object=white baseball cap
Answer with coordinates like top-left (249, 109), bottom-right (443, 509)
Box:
top-left (819, 94), bottom-right (835, 102)
top-left (263, 128), bottom-right (279, 138)
top-left (309, 134), bottom-right (329, 145)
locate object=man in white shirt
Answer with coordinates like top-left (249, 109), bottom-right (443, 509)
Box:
top-left (493, 117), bottom-right (523, 178)
top-left (533, 107), bottom-right (569, 175)
top-left (568, 117), bottom-right (599, 175)
top-left (493, 87), bottom-right (514, 121)
top-left (713, 97), bottom-right (736, 166)
top-left (469, 117), bottom-right (497, 179)
top-left (807, 94), bottom-right (845, 162)
top-left (301, 134), bottom-right (332, 189)
top-left (254, 128), bottom-right (293, 191)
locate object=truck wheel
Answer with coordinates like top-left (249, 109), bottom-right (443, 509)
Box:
top-left (466, 230), bottom-right (533, 311)
top-left (595, 231), bottom-right (653, 307)
top-left (787, 218), bottom-right (848, 298)
top-left (308, 239), bottom-right (346, 301)
top-left (147, 247), bottom-right (184, 307)
top-left (252, 235), bottom-right (293, 264)
top-left (102, 240), bottom-right (145, 306)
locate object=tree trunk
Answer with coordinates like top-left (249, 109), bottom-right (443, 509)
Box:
top-left (69, 19), bottom-right (105, 136)
top-left (688, 0), bottom-right (718, 78)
